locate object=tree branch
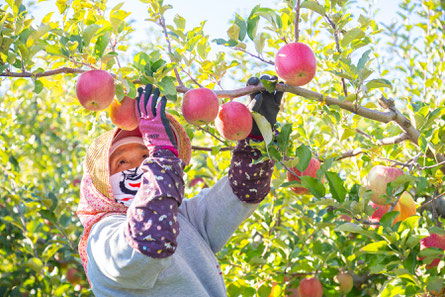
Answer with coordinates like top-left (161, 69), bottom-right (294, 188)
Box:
top-left (192, 145), bottom-right (233, 152)
top-left (336, 148), bottom-right (365, 161)
top-left (0, 67), bottom-right (85, 78)
top-left (2, 66), bottom-right (444, 173)
top-left (376, 133), bottom-right (410, 146)
top-left (294, 0), bottom-right (301, 42)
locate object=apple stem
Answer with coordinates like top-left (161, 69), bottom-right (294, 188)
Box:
top-left (294, 0), bottom-right (301, 42)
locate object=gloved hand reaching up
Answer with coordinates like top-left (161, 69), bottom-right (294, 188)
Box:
top-left (136, 84), bottom-right (178, 156)
top-left (246, 75), bottom-right (284, 138)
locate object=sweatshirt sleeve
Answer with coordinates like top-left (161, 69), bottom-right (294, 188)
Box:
top-left (86, 149), bottom-right (184, 289)
top-left (125, 149), bottom-right (185, 258)
top-left (179, 139), bottom-right (274, 254)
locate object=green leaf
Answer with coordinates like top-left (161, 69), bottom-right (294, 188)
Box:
top-left (418, 247), bottom-right (444, 258)
top-left (158, 76), bottom-right (177, 98)
top-left (94, 31), bottom-right (109, 59)
top-left (247, 14), bottom-right (259, 40)
top-left (174, 14), bottom-right (186, 31)
top-left (280, 180), bottom-right (302, 188)
top-left (426, 277), bottom-right (444, 294)
top-left (254, 33), bottom-right (266, 54)
top-left (361, 241), bottom-right (389, 253)
top-left (295, 144), bottom-right (311, 172)
top-left (341, 28), bottom-right (365, 47)
top-left (261, 78), bottom-right (276, 93)
top-left (56, 0), bottom-right (68, 14)
top-left (227, 24), bottom-right (240, 41)
top-left (357, 49), bottom-right (371, 70)
top-left (335, 222), bottom-right (364, 233)
top-left (267, 146), bottom-right (281, 161)
top-left (252, 112), bottom-right (273, 145)
top-left (300, 176), bottom-right (325, 198)
top-left (301, 1), bottom-right (326, 16)
top-left (9, 155), bottom-right (20, 172)
top-left (33, 79), bottom-right (43, 94)
top-left (26, 24), bottom-right (51, 48)
top-left (325, 171), bottom-right (346, 202)
top-left (366, 78), bottom-right (392, 91)
top-left (25, 257), bottom-right (44, 272)
top-left (380, 211), bottom-right (400, 228)
top-left (83, 24), bottom-right (101, 46)
top-left (234, 14), bottom-right (247, 41)
top-left (277, 123), bottom-right (292, 153)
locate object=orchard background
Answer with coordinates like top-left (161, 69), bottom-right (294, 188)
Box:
top-left (0, 0), bottom-right (444, 296)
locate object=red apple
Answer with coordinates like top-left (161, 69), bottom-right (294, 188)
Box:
top-left (335, 272), bottom-right (353, 294)
top-left (109, 96), bottom-right (139, 131)
top-left (366, 165), bottom-right (404, 205)
top-left (286, 158), bottom-right (321, 195)
top-left (275, 42), bottom-right (317, 87)
top-left (182, 88), bottom-right (219, 126)
top-left (298, 277), bottom-right (323, 297)
top-left (419, 233), bottom-right (445, 269)
top-left (215, 101), bottom-right (252, 141)
top-left (66, 267), bottom-right (81, 285)
top-left (76, 70), bottom-right (115, 111)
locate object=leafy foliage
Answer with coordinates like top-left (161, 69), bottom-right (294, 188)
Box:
top-left (0, 0), bottom-right (444, 296)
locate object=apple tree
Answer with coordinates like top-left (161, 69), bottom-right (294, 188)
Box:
top-left (0, 0), bottom-right (444, 296)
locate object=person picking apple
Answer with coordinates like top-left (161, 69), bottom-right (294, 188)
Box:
top-left (76, 81), bottom-right (285, 296)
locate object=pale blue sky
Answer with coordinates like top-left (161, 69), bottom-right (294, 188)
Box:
top-left (28, 0), bottom-right (401, 41)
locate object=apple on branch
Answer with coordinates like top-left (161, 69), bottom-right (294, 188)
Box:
top-left (369, 191), bottom-right (416, 225)
top-left (366, 165), bottom-right (404, 205)
top-left (215, 101), bottom-right (252, 141)
top-left (76, 70), bottom-right (116, 111)
top-left (419, 233), bottom-right (445, 269)
top-left (335, 272), bottom-right (354, 294)
top-left (286, 158), bottom-right (321, 195)
top-left (298, 277), bottom-right (323, 297)
top-left (109, 96), bottom-right (139, 131)
top-left (275, 42), bottom-right (317, 87)
top-left (182, 88), bottom-right (219, 126)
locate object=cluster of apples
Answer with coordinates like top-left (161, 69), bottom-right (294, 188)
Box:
top-left (75, 70), bottom-right (140, 130)
top-left (180, 42), bottom-right (317, 140)
top-left (181, 88), bottom-right (253, 141)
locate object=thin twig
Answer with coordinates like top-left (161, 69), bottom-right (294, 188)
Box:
top-left (181, 68), bottom-right (203, 88)
top-left (294, 0), bottom-right (301, 42)
top-left (280, 160), bottom-right (301, 179)
top-left (197, 126), bottom-right (225, 143)
top-left (418, 159), bottom-right (445, 170)
top-left (110, 39), bottom-right (122, 69)
top-left (323, 12), bottom-right (348, 96)
top-left (336, 148), bottom-right (365, 160)
top-left (233, 47), bottom-right (275, 65)
top-left (157, 14), bottom-right (183, 86)
top-left (418, 192), bottom-right (445, 211)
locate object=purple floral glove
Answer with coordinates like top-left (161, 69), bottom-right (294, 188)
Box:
top-left (135, 84), bottom-right (178, 156)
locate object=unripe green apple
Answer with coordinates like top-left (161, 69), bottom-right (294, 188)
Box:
top-left (335, 272), bottom-right (353, 294)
